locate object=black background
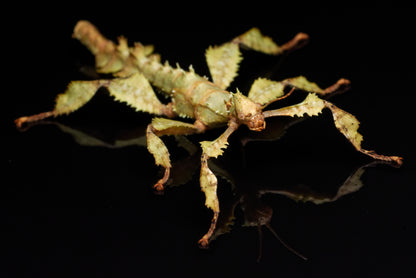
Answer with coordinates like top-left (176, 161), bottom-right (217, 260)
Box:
top-left (4, 7), bottom-right (415, 277)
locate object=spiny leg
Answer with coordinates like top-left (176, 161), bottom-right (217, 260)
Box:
top-left (15, 72), bottom-right (174, 129)
top-left (282, 76), bottom-right (351, 98)
top-left (146, 118), bottom-right (206, 193)
top-left (233, 28), bottom-right (309, 55)
top-left (325, 103), bottom-right (402, 164)
top-left (15, 80), bottom-right (103, 128)
top-left (205, 28), bottom-right (309, 90)
top-left (248, 75), bottom-right (351, 106)
top-left (263, 93), bottom-right (403, 165)
top-left (198, 119), bottom-right (240, 248)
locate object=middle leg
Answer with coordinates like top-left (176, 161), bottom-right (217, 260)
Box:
top-left (146, 118), bottom-right (206, 193)
top-left (198, 119), bottom-right (240, 248)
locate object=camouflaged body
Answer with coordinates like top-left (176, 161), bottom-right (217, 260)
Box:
top-left (136, 56), bottom-right (232, 127)
top-left (14, 21), bottom-right (403, 251)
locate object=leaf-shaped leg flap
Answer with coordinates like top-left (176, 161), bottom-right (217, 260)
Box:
top-left (248, 78), bottom-right (285, 105)
top-left (263, 93), bottom-right (403, 166)
top-left (146, 124), bottom-right (172, 193)
top-left (235, 28), bottom-right (309, 55)
top-left (15, 72), bottom-right (176, 129)
top-left (283, 76), bottom-right (351, 97)
top-left (205, 42), bottom-right (242, 89)
top-left (205, 28), bottom-right (309, 90)
top-left (326, 103), bottom-right (403, 165)
top-left (146, 118), bottom-right (206, 193)
top-left (198, 153), bottom-right (220, 248)
top-left (248, 76), bottom-right (351, 107)
top-left (15, 80), bottom-right (103, 128)
top-left (106, 72), bottom-right (169, 115)
top-left (263, 93), bottom-right (326, 118)
top-left (235, 27), bottom-right (282, 54)
top-left (198, 120), bottom-right (239, 247)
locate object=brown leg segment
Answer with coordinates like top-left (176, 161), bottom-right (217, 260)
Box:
top-left (153, 167), bottom-right (170, 194)
top-left (15, 111), bottom-right (56, 129)
top-left (279, 32), bottom-right (310, 54)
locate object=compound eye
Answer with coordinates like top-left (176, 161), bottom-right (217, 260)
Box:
top-left (248, 116), bottom-right (265, 131)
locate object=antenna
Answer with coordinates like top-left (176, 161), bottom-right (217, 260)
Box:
top-left (257, 224), bottom-right (263, 262)
top-left (262, 87), bottom-right (295, 110)
top-left (258, 223), bottom-right (307, 261)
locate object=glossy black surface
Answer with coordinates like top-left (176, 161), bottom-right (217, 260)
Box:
top-left (4, 8), bottom-right (415, 277)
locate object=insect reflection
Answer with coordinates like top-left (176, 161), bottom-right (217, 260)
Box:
top-left (23, 118), bottom-right (397, 261)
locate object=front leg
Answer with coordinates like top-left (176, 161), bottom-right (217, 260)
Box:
top-left (198, 119), bottom-right (240, 248)
top-left (263, 93), bottom-right (403, 166)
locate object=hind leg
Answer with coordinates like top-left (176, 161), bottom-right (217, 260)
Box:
top-left (15, 80), bottom-right (103, 128)
top-left (15, 73), bottom-right (174, 129)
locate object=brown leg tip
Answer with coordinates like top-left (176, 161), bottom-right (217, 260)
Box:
top-left (15, 117), bottom-right (28, 129)
top-left (280, 32), bottom-right (310, 54)
top-left (153, 182), bottom-right (165, 195)
top-left (295, 32), bottom-right (310, 44)
top-left (338, 78), bottom-right (351, 87)
top-left (392, 156), bottom-right (404, 167)
top-left (323, 78), bottom-right (351, 96)
top-left (198, 237), bottom-right (209, 249)
top-left (14, 111), bottom-right (55, 130)
top-left (360, 149), bottom-right (404, 168)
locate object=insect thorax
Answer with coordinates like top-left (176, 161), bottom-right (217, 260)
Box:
top-left (232, 92), bottom-right (265, 131)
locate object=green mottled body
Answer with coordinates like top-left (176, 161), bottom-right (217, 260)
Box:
top-left (136, 55), bottom-right (232, 127)
top-left (15, 21), bottom-right (402, 250)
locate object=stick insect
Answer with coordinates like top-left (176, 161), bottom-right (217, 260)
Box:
top-left (15, 21), bottom-right (403, 248)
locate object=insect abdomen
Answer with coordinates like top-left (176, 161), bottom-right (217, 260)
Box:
top-left (137, 57), bottom-right (197, 95)
top-left (188, 82), bottom-right (232, 127)
top-left (137, 55), bottom-right (232, 127)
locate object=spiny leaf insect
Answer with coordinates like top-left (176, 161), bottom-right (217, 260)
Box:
top-left (15, 21), bottom-right (403, 250)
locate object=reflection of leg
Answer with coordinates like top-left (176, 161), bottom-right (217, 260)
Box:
top-left (146, 118), bottom-right (206, 193)
top-left (198, 120), bottom-right (240, 248)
